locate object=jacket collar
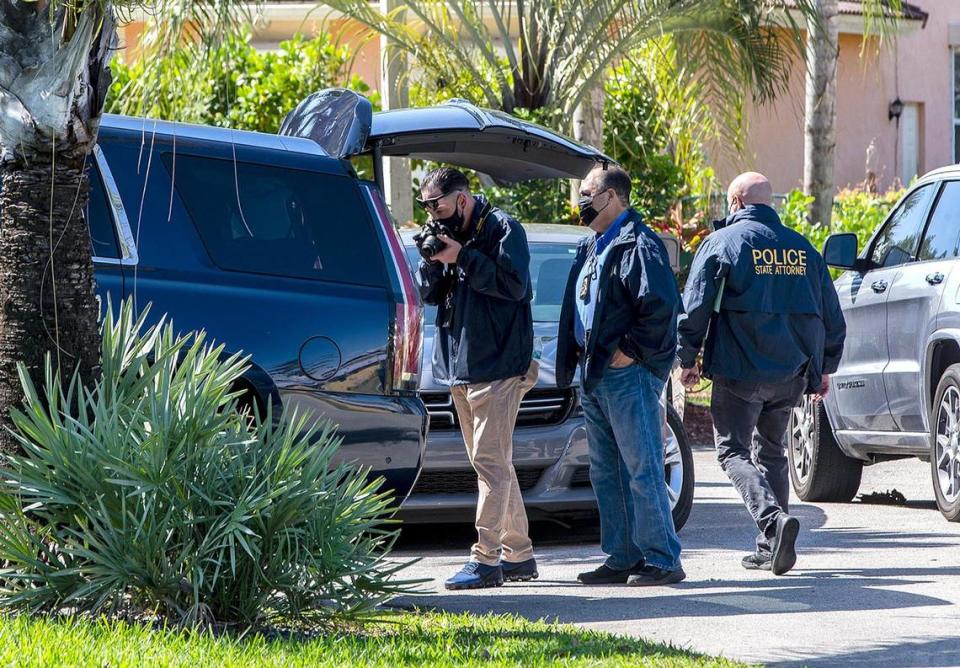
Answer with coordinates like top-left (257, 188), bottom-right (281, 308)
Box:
top-left (461, 194), bottom-right (493, 242)
top-left (727, 203), bottom-right (781, 228)
top-left (610, 208), bottom-right (643, 247)
top-left (577, 208), bottom-right (643, 254)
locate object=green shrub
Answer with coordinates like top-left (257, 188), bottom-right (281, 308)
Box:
top-left (604, 61), bottom-right (686, 220)
top-left (0, 300), bottom-right (410, 626)
top-left (107, 30), bottom-right (378, 135)
top-left (780, 187), bottom-right (905, 254)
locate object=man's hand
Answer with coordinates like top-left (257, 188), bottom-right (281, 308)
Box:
top-left (680, 365), bottom-right (701, 388)
top-left (609, 348), bottom-right (635, 369)
top-left (814, 374), bottom-right (830, 402)
top-left (431, 234), bottom-right (462, 264)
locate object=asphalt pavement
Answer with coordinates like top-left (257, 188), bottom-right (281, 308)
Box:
top-left (392, 442), bottom-right (960, 667)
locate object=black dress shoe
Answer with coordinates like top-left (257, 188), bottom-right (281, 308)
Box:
top-left (741, 552), bottom-right (772, 571)
top-left (577, 561), bottom-right (644, 585)
top-left (771, 513), bottom-right (800, 575)
top-left (626, 565), bottom-right (686, 586)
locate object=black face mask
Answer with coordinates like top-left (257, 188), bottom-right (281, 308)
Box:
top-left (432, 195), bottom-right (465, 232)
top-left (578, 192), bottom-right (609, 226)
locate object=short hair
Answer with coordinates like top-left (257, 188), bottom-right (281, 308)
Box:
top-left (593, 165), bottom-right (631, 205)
top-left (421, 167), bottom-right (470, 195)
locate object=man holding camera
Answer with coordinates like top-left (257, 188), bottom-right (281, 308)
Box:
top-left (556, 165), bottom-right (685, 586)
top-left (414, 167), bottom-right (539, 590)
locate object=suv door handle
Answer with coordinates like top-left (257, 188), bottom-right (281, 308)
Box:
top-left (871, 280), bottom-right (888, 293)
top-left (926, 272), bottom-right (945, 285)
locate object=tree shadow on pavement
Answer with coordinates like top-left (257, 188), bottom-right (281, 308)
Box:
top-left (395, 568), bottom-right (952, 624)
top-left (679, 500), bottom-right (960, 554)
top-left (768, 636), bottom-right (960, 668)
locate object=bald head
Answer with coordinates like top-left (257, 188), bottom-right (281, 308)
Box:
top-left (728, 172), bottom-right (773, 212)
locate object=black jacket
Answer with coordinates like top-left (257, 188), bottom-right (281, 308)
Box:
top-left (677, 204), bottom-right (846, 393)
top-left (556, 210), bottom-right (681, 393)
top-left (415, 195), bottom-right (533, 385)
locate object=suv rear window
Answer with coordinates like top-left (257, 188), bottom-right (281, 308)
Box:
top-left (164, 154), bottom-right (385, 286)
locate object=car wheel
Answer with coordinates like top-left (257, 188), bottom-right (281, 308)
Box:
top-left (665, 404), bottom-right (694, 531)
top-left (788, 395), bottom-right (863, 502)
top-left (931, 364), bottom-right (960, 521)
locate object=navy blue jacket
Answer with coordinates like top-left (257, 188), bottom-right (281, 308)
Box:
top-left (416, 195), bottom-right (533, 385)
top-left (557, 210), bottom-right (681, 393)
top-left (677, 204), bottom-right (846, 393)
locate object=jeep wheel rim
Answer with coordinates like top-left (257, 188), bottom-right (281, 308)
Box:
top-left (664, 420), bottom-right (684, 510)
top-left (935, 386), bottom-right (960, 503)
top-left (791, 397), bottom-right (815, 484)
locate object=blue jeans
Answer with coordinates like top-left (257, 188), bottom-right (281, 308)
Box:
top-left (581, 363), bottom-right (682, 571)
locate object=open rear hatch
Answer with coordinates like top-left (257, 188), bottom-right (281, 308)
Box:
top-left (280, 88), bottom-right (613, 182)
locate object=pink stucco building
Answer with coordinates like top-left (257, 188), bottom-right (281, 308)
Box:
top-left (720, 0), bottom-right (960, 195)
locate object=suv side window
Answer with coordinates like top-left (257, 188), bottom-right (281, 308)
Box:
top-left (917, 181), bottom-right (960, 262)
top-left (164, 154), bottom-right (385, 286)
top-left (86, 162), bottom-right (122, 260)
top-left (870, 184), bottom-right (936, 268)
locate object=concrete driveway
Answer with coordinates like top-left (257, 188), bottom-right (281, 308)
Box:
top-left (393, 443), bottom-right (960, 666)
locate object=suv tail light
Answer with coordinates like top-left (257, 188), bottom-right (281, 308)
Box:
top-left (363, 184), bottom-right (423, 392)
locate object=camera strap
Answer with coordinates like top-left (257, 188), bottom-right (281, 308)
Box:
top-left (469, 202), bottom-right (493, 242)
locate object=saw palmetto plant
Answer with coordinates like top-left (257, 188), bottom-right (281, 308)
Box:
top-left (0, 299), bottom-right (413, 625)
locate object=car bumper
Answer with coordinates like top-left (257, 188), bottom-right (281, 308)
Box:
top-left (279, 389), bottom-right (428, 502)
top-left (397, 415), bottom-right (596, 523)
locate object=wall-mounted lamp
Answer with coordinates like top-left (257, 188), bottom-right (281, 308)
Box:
top-left (889, 97), bottom-right (904, 121)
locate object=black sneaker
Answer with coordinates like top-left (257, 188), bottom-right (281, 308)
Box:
top-left (444, 562), bottom-right (504, 590)
top-left (577, 561), bottom-right (644, 585)
top-left (502, 558), bottom-right (539, 582)
top-left (771, 513), bottom-right (800, 576)
top-left (741, 552), bottom-right (773, 571)
top-left (626, 565), bottom-right (686, 586)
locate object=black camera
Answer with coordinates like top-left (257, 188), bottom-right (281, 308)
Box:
top-left (413, 221), bottom-right (452, 260)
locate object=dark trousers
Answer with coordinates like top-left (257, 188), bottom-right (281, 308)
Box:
top-left (710, 376), bottom-right (806, 554)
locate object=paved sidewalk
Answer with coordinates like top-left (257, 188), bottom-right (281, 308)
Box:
top-left (393, 445), bottom-right (960, 666)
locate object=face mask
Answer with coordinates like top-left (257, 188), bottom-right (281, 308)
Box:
top-left (578, 191), bottom-right (609, 226)
top-left (432, 194), bottom-right (465, 231)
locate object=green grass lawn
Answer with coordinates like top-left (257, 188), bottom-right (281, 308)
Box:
top-left (0, 611), bottom-right (746, 667)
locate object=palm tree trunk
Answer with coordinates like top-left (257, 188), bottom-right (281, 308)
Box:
top-left (0, 158), bottom-right (101, 456)
top-left (803, 0), bottom-right (839, 227)
top-left (570, 81), bottom-right (606, 206)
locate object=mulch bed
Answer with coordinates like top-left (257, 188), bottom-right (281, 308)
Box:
top-left (682, 403), bottom-right (714, 446)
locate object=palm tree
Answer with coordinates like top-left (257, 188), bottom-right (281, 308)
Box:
top-left (803, 0), bottom-right (902, 227)
top-left (324, 0), bottom-right (823, 144)
top-left (0, 0), bottom-right (248, 455)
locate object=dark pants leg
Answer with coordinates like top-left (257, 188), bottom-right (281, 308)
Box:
top-left (711, 377), bottom-right (806, 554)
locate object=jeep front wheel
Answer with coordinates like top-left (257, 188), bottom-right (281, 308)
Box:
top-left (788, 396), bottom-right (863, 502)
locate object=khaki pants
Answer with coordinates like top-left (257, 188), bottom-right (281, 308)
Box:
top-left (450, 361), bottom-right (539, 566)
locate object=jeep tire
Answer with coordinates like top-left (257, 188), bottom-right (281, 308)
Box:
top-left (788, 396), bottom-right (863, 502)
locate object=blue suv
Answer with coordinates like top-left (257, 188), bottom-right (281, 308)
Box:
top-left (88, 114), bottom-right (425, 498)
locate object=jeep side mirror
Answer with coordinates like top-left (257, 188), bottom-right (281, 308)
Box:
top-left (823, 233), bottom-right (858, 270)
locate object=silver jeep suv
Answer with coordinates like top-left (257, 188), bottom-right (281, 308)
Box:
top-left (791, 167), bottom-right (960, 521)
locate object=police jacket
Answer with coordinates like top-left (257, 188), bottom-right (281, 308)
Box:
top-left (677, 204), bottom-right (846, 393)
top-left (416, 195), bottom-right (533, 385)
top-left (556, 210), bottom-right (681, 393)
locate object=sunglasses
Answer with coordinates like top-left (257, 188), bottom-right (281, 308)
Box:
top-left (416, 190), bottom-right (459, 211)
